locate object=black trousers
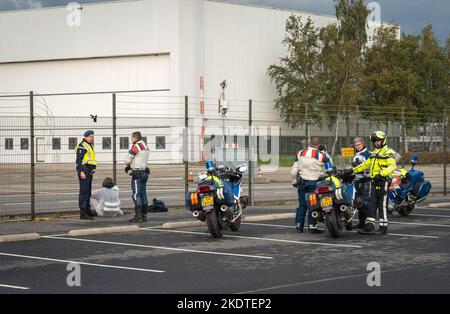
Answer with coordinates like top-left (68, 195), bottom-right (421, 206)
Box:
top-left (366, 179), bottom-right (389, 228)
top-left (79, 175), bottom-right (93, 215)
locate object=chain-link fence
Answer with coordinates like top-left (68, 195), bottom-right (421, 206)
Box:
top-left (0, 90), bottom-right (449, 219)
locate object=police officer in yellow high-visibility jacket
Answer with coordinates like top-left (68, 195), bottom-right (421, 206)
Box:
top-left (76, 130), bottom-right (97, 220)
top-left (353, 131), bottom-right (397, 235)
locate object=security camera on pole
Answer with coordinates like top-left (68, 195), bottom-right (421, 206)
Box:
top-left (218, 80), bottom-right (228, 162)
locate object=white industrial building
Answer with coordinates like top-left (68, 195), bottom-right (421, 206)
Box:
top-left (0, 0), bottom-right (394, 164)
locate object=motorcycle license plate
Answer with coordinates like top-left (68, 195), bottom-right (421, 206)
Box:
top-left (320, 196), bottom-right (333, 208)
top-left (201, 196), bottom-right (214, 209)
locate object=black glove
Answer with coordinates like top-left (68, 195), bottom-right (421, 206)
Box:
top-left (293, 183), bottom-right (298, 188)
top-left (124, 166), bottom-right (131, 174)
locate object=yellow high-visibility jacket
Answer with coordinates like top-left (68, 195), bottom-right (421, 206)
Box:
top-left (353, 146), bottom-right (397, 178)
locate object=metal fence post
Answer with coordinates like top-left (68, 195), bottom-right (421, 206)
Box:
top-left (444, 110), bottom-right (448, 196)
top-left (184, 96), bottom-right (189, 197)
top-left (248, 99), bottom-right (254, 206)
top-left (112, 93), bottom-right (117, 184)
top-left (30, 91), bottom-right (36, 220)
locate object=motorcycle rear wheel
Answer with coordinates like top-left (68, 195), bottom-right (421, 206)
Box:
top-left (325, 207), bottom-right (342, 238)
top-left (206, 210), bottom-right (223, 238)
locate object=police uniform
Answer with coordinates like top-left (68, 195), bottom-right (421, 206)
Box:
top-left (353, 147), bottom-right (371, 229)
top-left (76, 137), bottom-right (97, 219)
top-left (125, 139), bottom-right (150, 222)
top-left (354, 132), bottom-right (397, 235)
top-left (291, 146), bottom-right (332, 233)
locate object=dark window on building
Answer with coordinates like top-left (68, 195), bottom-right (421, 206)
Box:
top-left (103, 137), bottom-right (112, 150)
top-left (52, 138), bottom-right (61, 150)
top-left (120, 137), bottom-right (129, 150)
top-left (21, 138), bottom-right (29, 150)
top-left (5, 138), bottom-right (13, 150)
top-left (68, 138), bottom-right (78, 150)
top-left (156, 136), bottom-right (166, 150)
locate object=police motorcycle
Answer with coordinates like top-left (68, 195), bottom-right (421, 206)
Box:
top-left (387, 155), bottom-right (432, 217)
top-left (306, 163), bottom-right (356, 238)
top-left (186, 161), bottom-right (249, 238)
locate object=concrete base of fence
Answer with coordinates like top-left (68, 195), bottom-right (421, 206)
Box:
top-left (0, 233), bottom-right (41, 243)
top-left (68, 225), bottom-right (140, 237)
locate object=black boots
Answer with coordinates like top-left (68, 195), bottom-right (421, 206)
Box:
top-left (129, 207), bottom-right (143, 223)
top-left (376, 226), bottom-right (388, 235)
top-left (141, 205), bottom-right (148, 222)
top-left (358, 222), bottom-right (375, 235)
top-left (129, 206), bottom-right (148, 223)
top-left (80, 213), bottom-right (94, 221)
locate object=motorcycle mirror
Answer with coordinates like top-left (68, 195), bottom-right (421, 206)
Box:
top-left (236, 165), bottom-right (248, 173)
top-left (411, 155), bottom-right (418, 166)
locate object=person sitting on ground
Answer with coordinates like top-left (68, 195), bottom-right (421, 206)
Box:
top-left (90, 177), bottom-right (123, 218)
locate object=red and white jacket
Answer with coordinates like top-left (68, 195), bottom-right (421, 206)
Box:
top-left (125, 140), bottom-right (150, 170)
top-left (291, 146), bottom-right (332, 183)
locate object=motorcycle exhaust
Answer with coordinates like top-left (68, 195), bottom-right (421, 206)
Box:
top-left (220, 205), bottom-right (228, 212)
top-left (192, 210), bottom-right (200, 218)
top-left (311, 211), bottom-right (320, 219)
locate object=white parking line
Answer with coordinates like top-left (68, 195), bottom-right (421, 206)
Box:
top-left (409, 213), bottom-right (450, 218)
top-left (42, 236), bottom-right (273, 260)
top-left (243, 222), bottom-right (439, 239)
top-left (0, 283), bottom-right (30, 290)
top-left (0, 252), bottom-right (165, 273)
top-left (388, 221), bottom-right (450, 228)
top-left (140, 228), bottom-right (363, 249)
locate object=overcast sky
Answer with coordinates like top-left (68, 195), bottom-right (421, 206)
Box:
top-left (1, 0), bottom-right (448, 45)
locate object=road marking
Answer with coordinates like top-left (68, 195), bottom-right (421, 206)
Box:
top-left (0, 252), bottom-right (165, 273)
top-left (140, 228), bottom-right (363, 249)
top-left (237, 260), bottom-right (450, 294)
top-left (409, 213), bottom-right (450, 218)
top-left (385, 221), bottom-right (450, 228)
top-left (243, 222), bottom-right (439, 239)
top-left (0, 284), bottom-right (30, 290)
top-left (42, 236), bottom-right (273, 260)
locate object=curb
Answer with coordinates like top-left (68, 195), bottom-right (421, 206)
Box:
top-left (243, 213), bottom-right (295, 222)
top-left (428, 203), bottom-right (450, 209)
top-left (0, 233), bottom-right (41, 243)
top-left (68, 225), bottom-right (141, 237)
top-left (161, 213), bottom-right (295, 229)
top-left (162, 221), bottom-right (205, 229)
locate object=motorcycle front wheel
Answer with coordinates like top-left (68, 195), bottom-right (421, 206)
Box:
top-left (325, 207), bottom-right (342, 238)
top-left (206, 209), bottom-right (223, 238)
top-left (397, 204), bottom-right (415, 217)
top-left (228, 215), bottom-right (241, 232)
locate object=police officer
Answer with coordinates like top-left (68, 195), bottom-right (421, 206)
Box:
top-left (352, 137), bottom-right (371, 230)
top-left (291, 137), bottom-right (332, 234)
top-left (125, 132), bottom-right (150, 223)
top-left (353, 131), bottom-right (397, 235)
top-left (76, 130), bottom-right (97, 220)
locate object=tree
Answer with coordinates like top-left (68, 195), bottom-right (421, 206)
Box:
top-left (360, 26), bottom-right (420, 153)
top-left (267, 16), bottom-right (322, 142)
top-left (319, 0), bottom-right (368, 155)
top-left (416, 26), bottom-right (449, 151)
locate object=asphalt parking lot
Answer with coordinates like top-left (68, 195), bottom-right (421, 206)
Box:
top-left (1, 205), bottom-right (450, 294)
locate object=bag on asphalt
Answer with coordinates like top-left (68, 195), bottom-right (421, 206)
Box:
top-left (149, 198), bottom-right (168, 212)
